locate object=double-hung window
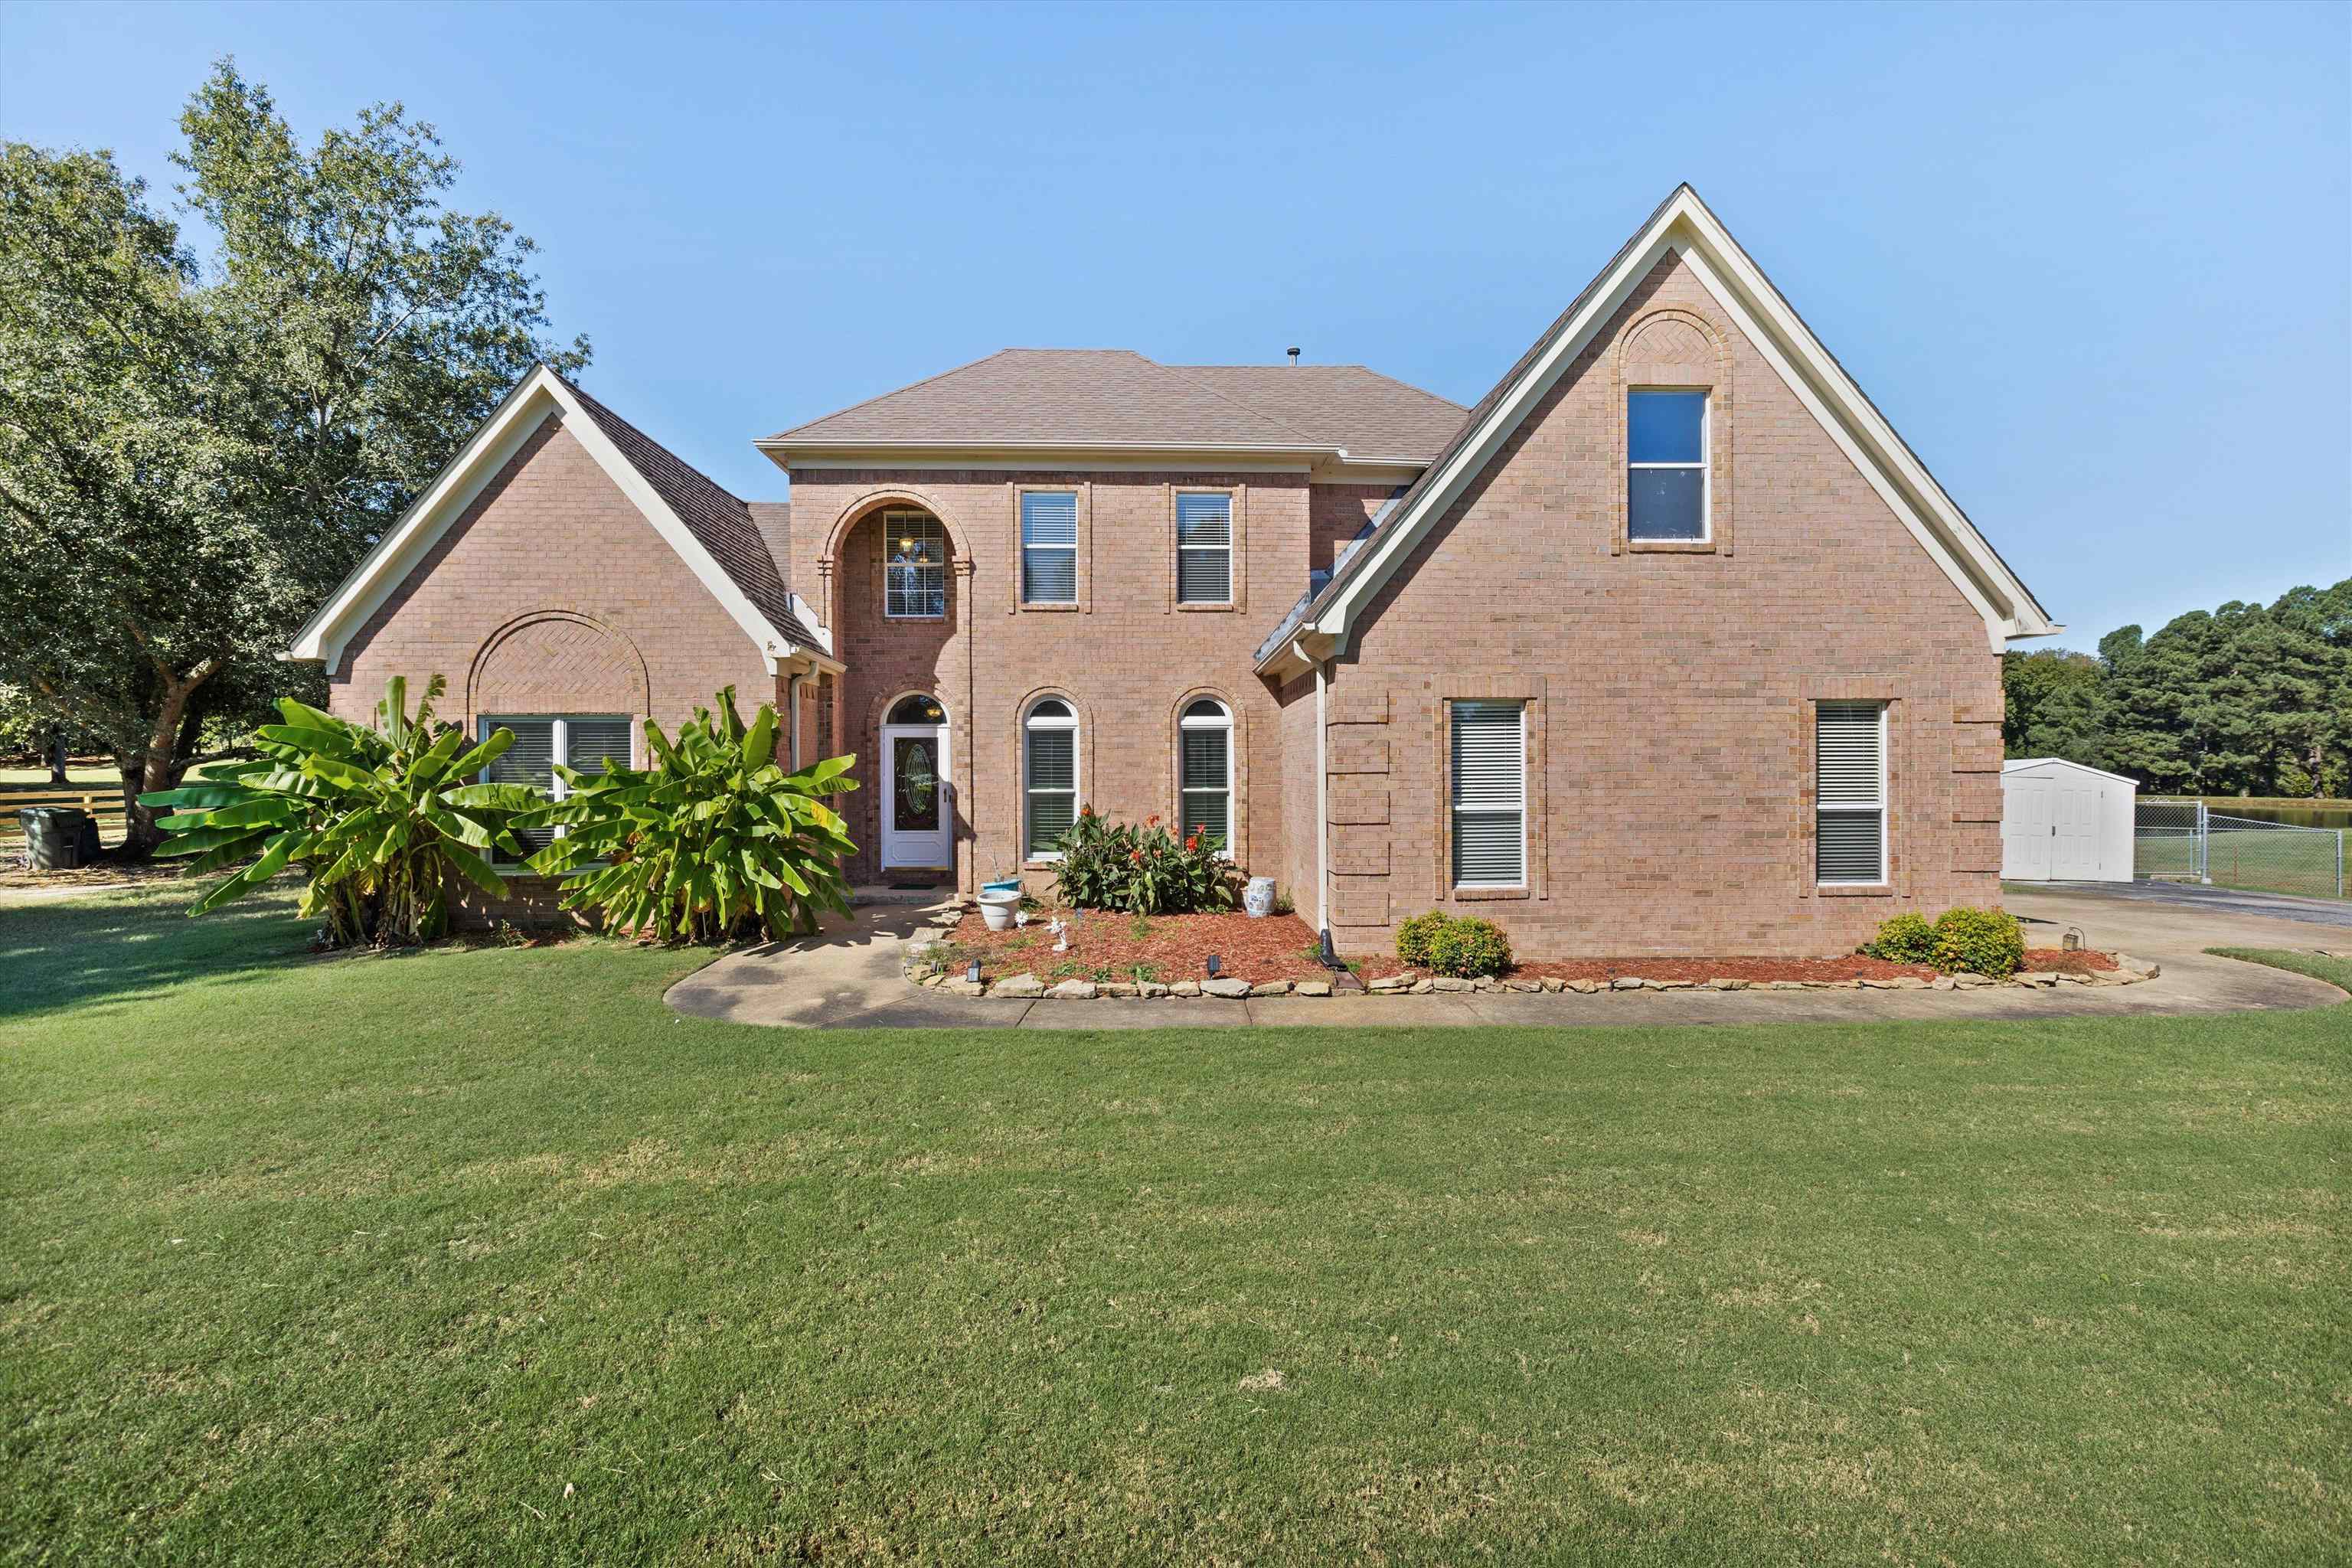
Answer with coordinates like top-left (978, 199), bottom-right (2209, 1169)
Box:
top-left (1020, 491), bottom-right (1078, 605)
top-left (1627, 389), bottom-right (1708, 542)
top-left (1178, 697), bottom-right (1232, 854)
top-left (1450, 700), bottom-right (1526, 888)
top-left (1023, 698), bottom-right (1079, 858)
top-left (884, 511), bottom-right (946, 619)
top-left (1815, 702), bottom-right (1887, 884)
top-left (479, 714), bottom-right (633, 851)
top-left (1175, 492), bottom-right (1233, 604)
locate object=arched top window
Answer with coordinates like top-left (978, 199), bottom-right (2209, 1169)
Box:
top-left (884, 511), bottom-right (947, 619)
top-left (1178, 697), bottom-right (1233, 858)
top-left (887, 693), bottom-right (946, 726)
top-left (1023, 697), bottom-right (1079, 859)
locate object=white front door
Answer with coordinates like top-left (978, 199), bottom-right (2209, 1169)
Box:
top-left (880, 721), bottom-right (951, 869)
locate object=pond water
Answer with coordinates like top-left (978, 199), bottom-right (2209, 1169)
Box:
top-left (2209, 803), bottom-right (2352, 831)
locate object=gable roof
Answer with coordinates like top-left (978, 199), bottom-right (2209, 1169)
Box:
top-left (286, 365), bottom-right (831, 675)
top-left (1255, 185), bottom-right (2060, 677)
top-left (555, 374), bottom-right (820, 651)
top-left (759, 348), bottom-right (1465, 462)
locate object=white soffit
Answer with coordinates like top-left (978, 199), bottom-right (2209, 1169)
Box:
top-left (1310, 187), bottom-right (2058, 654)
top-left (286, 366), bottom-right (803, 675)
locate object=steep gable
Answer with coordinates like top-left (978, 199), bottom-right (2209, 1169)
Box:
top-left (1255, 186), bottom-right (2056, 678)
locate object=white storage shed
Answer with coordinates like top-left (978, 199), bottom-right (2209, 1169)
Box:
top-left (2001, 758), bottom-right (2137, 882)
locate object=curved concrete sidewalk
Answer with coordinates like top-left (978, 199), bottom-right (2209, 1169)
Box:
top-left (664, 884), bottom-right (2346, 1030)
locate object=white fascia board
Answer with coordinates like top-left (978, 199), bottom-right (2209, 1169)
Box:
top-left (286, 370), bottom-right (559, 667)
top-left (288, 364), bottom-right (804, 676)
top-left (1312, 188), bottom-right (2056, 653)
top-left (756, 439), bottom-right (1330, 475)
top-left (546, 377), bottom-right (798, 673)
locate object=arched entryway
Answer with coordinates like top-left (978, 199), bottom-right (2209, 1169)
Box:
top-left (879, 692), bottom-right (951, 872)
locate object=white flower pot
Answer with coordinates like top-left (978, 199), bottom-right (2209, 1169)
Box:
top-left (979, 891), bottom-right (1020, 931)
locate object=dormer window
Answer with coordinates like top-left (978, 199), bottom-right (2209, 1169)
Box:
top-left (1627, 390), bottom-right (1708, 543)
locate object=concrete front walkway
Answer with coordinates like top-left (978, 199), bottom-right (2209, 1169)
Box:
top-left (664, 884), bottom-right (2347, 1030)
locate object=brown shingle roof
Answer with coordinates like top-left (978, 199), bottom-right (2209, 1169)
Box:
top-left (1167, 365), bottom-right (1466, 461)
top-left (558, 374), bottom-right (821, 652)
top-left (765, 349), bottom-right (1465, 459)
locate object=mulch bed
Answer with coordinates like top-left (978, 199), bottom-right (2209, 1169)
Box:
top-left (2023, 946), bottom-right (2119, 975)
top-left (941, 908), bottom-right (2126, 987)
top-left (945, 909), bottom-right (1333, 984)
top-left (0, 859), bottom-right (185, 892)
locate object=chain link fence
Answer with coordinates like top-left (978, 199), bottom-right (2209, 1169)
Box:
top-left (2135, 799), bottom-right (2346, 900)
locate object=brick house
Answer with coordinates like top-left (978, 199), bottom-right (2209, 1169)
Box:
top-left (289, 187), bottom-right (2056, 957)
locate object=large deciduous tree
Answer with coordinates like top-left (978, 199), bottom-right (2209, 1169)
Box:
top-left (0, 60), bottom-right (586, 854)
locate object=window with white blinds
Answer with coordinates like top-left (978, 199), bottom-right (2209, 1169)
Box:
top-left (1175, 492), bottom-right (1232, 604)
top-left (1178, 697), bottom-right (1231, 854)
top-left (479, 714), bottom-right (632, 852)
top-left (1815, 702), bottom-right (1886, 884)
top-left (1024, 698), bottom-right (1078, 858)
top-left (1020, 491), bottom-right (1078, 604)
top-left (1450, 700), bottom-right (1526, 888)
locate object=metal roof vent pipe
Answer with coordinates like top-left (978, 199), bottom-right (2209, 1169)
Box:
top-left (1286, 346), bottom-right (1300, 367)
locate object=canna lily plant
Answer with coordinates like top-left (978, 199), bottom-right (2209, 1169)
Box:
top-left (139, 675), bottom-right (541, 946)
top-left (518, 686), bottom-right (858, 943)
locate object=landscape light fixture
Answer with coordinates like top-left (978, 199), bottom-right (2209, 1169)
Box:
top-left (1205, 954), bottom-right (1221, 978)
top-left (967, 959), bottom-right (982, 985)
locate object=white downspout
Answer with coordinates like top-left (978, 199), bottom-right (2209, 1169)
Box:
top-left (1314, 658), bottom-right (1330, 936)
top-left (786, 671), bottom-right (808, 770)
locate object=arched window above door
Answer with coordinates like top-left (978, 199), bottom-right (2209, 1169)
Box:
top-left (887, 693), bottom-right (946, 726)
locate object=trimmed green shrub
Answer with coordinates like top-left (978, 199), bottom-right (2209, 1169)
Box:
top-left (1860, 912), bottom-right (1936, 964)
top-left (1931, 905), bottom-right (2025, 978)
top-left (1426, 916), bottom-right (1511, 978)
top-left (1395, 910), bottom-right (1455, 967)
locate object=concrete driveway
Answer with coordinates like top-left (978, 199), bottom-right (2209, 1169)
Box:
top-left (2012, 877), bottom-right (2352, 929)
top-left (665, 883), bottom-right (2346, 1030)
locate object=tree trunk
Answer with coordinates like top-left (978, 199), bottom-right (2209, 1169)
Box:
top-left (48, 726), bottom-right (68, 786)
top-left (114, 668), bottom-right (210, 859)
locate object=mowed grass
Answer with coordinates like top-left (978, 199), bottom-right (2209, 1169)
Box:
top-left (2, 887), bottom-right (2345, 1566)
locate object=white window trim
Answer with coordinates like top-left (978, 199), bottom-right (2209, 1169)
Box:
top-left (881, 509), bottom-right (947, 620)
top-left (1450, 700), bottom-right (1528, 891)
top-left (1178, 699), bottom-right (1234, 860)
top-left (1023, 699), bottom-right (1080, 861)
top-left (1626, 387), bottom-right (1710, 544)
top-left (1174, 490), bottom-right (1234, 606)
top-left (478, 712), bottom-right (634, 863)
top-left (1020, 491), bottom-right (1080, 606)
top-left (1815, 703), bottom-right (1890, 887)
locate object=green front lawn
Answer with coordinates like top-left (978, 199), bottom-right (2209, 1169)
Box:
top-left (2, 885), bottom-right (2344, 1565)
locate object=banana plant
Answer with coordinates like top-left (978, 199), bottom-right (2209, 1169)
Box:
top-left (139, 675), bottom-right (544, 946)
top-left (519, 686), bottom-right (859, 942)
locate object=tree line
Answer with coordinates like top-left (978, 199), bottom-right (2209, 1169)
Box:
top-left (2004, 578), bottom-right (2352, 799)
top-left (0, 60), bottom-right (587, 852)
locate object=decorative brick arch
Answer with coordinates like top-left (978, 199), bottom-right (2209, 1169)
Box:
top-left (468, 611), bottom-right (650, 717)
top-left (1609, 303), bottom-right (1736, 556)
top-left (818, 486), bottom-right (975, 577)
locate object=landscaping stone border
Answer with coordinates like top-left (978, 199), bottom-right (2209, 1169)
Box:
top-left (897, 905), bottom-right (2161, 1001)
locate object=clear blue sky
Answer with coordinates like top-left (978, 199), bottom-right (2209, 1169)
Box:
top-left (6, 0), bottom-right (2346, 647)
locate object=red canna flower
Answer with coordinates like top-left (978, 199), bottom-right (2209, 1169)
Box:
top-left (1080, 805), bottom-right (1093, 817)
top-left (1147, 814), bottom-right (1160, 826)
top-left (1184, 835), bottom-right (1199, 852)
top-left (1129, 848), bottom-right (1143, 864)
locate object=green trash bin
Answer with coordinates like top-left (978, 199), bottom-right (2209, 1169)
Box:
top-left (18, 807), bottom-right (97, 871)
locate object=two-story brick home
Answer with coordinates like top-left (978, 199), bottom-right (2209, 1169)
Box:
top-left (289, 187), bottom-right (2056, 957)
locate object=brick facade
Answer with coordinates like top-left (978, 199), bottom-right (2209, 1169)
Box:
top-left (1319, 254), bottom-right (2004, 957)
top-left (789, 470), bottom-right (1314, 891)
top-left (330, 413), bottom-right (778, 771)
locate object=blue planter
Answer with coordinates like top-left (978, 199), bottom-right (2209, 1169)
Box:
top-left (982, 877), bottom-right (1022, 898)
